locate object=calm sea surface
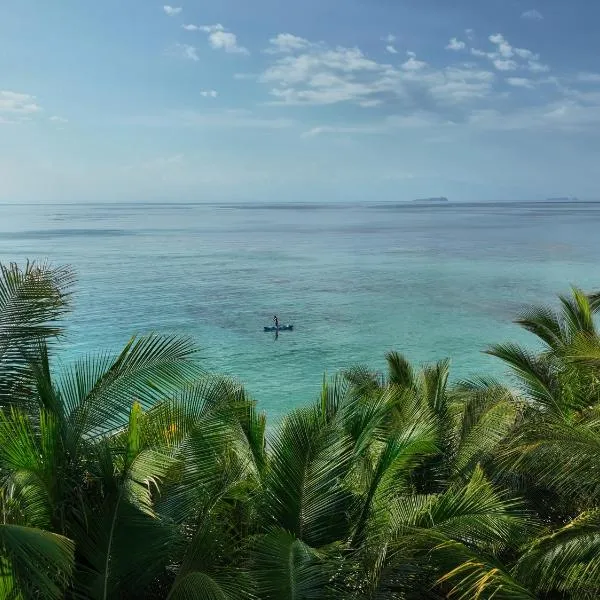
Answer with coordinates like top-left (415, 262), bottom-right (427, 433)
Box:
top-left (1, 201), bottom-right (599, 419)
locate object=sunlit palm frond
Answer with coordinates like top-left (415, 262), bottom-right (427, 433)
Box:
top-left (72, 401), bottom-right (181, 599)
top-left (588, 290), bottom-right (600, 313)
top-left (264, 406), bottom-right (354, 547)
top-left (352, 414), bottom-right (438, 546)
top-left (515, 304), bottom-right (565, 349)
top-left (420, 359), bottom-right (451, 418)
top-left (0, 407), bottom-right (59, 527)
top-left (423, 467), bottom-right (531, 549)
top-left (434, 545), bottom-right (535, 600)
top-left (449, 382), bottom-right (521, 479)
top-left (60, 334), bottom-right (203, 437)
top-left (514, 510), bottom-right (600, 597)
top-left (500, 413), bottom-right (600, 503)
top-left (486, 343), bottom-right (565, 412)
top-left (559, 288), bottom-right (596, 339)
top-left (565, 331), bottom-right (600, 367)
top-left (319, 373), bottom-right (352, 423)
top-left (361, 469), bottom-right (532, 600)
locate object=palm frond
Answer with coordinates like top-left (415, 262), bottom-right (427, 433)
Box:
top-left (431, 467), bottom-right (530, 547)
top-left (352, 415), bottom-right (438, 545)
top-left (421, 359), bottom-right (451, 417)
top-left (588, 290), bottom-right (600, 313)
top-left (264, 406), bottom-right (353, 547)
top-left (486, 343), bottom-right (564, 412)
top-left (450, 383), bottom-right (520, 478)
top-left (514, 510), bottom-right (600, 597)
top-left (500, 413), bottom-right (600, 501)
top-left (515, 305), bottom-right (565, 349)
top-left (386, 351), bottom-right (415, 389)
top-left (435, 544), bottom-right (535, 600)
top-left (0, 261), bottom-right (75, 407)
top-left (61, 334), bottom-right (203, 437)
top-left (559, 288), bottom-right (596, 338)
top-left (250, 530), bottom-right (333, 600)
top-left (168, 572), bottom-right (250, 600)
top-left (0, 523), bottom-right (74, 600)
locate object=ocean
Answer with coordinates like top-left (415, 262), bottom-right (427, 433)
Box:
top-left (1, 201), bottom-right (599, 419)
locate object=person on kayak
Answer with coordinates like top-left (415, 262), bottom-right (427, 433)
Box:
top-left (273, 315), bottom-right (279, 329)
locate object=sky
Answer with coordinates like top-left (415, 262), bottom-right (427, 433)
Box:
top-left (1, 0), bottom-right (600, 203)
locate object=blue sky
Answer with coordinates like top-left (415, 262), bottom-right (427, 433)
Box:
top-left (1, 0), bottom-right (599, 203)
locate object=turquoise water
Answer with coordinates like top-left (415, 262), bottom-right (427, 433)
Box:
top-left (1, 201), bottom-right (599, 419)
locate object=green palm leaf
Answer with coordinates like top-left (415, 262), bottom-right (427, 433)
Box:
top-left (515, 305), bottom-right (565, 349)
top-left (515, 510), bottom-right (600, 596)
top-left (0, 523), bottom-right (74, 600)
top-left (61, 334), bottom-right (203, 437)
top-left (386, 351), bottom-right (415, 389)
top-left (486, 343), bottom-right (563, 412)
top-left (168, 572), bottom-right (249, 600)
top-left (264, 406), bottom-right (353, 547)
top-left (250, 530), bottom-right (333, 600)
top-left (0, 261), bottom-right (74, 407)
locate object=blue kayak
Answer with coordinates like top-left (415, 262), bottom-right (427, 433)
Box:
top-left (264, 324), bottom-right (294, 332)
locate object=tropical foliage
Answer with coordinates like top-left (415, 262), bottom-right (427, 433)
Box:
top-left (1, 260), bottom-right (599, 599)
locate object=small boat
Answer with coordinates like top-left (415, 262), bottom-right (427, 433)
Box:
top-left (264, 324), bottom-right (294, 332)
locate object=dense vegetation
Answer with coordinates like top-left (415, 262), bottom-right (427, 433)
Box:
top-left (1, 261), bottom-right (600, 599)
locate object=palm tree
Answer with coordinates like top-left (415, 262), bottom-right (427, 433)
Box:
top-left (2, 261), bottom-right (600, 599)
top-left (0, 260), bottom-right (75, 410)
top-left (487, 287), bottom-right (600, 598)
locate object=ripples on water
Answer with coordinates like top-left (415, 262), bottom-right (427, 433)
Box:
top-left (1, 200), bottom-right (599, 419)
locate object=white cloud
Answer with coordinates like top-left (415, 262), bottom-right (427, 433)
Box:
top-left (163, 5), bottom-right (182, 16)
top-left (182, 24), bottom-right (199, 31)
top-left (298, 93), bottom-right (600, 138)
top-left (257, 36), bottom-right (494, 107)
top-left (266, 33), bottom-right (311, 54)
top-left (468, 100), bottom-right (600, 132)
top-left (385, 45), bottom-right (398, 54)
top-left (506, 77), bottom-right (535, 89)
top-left (514, 48), bottom-right (538, 60)
top-left (49, 115), bottom-right (68, 123)
top-left (359, 99), bottom-right (383, 107)
top-left (402, 53), bottom-right (427, 71)
top-left (471, 34), bottom-right (548, 74)
top-left (465, 29), bottom-right (475, 41)
top-left (493, 59), bottom-right (518, 71)
top-left (382, 34), bottom-right (396, 43)
top-left (0, 90), bottom-right (42, 114)
top-left (302, 113), bottom-right (448, 137)
top-left (200, 24), bottom-right (249, 54)
top-left (489, 34), bottom-right (513, 58)
top-left (302, 125), bottom-right (381, 137)
top-left (521, 9), bottom-right (543, 21)
top-left (170, 43), bottom-right (199, 61)
top-left (577, 72), bottom-right (600, 83)
top-left (528, 61), bottom-right (550, 73)
top-left (446, 38), bottom-right (466, 51)
top-left (124, 109), bottom-right (295, 130)
top-left (200, 90), bottom-right (218, 97)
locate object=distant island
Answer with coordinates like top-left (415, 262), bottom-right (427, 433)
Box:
top-left (413, 197), bottom-right (449, 203)
top-left (547, 197), bottom-right (579, 202)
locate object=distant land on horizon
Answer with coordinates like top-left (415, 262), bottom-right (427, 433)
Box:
top-left (413, 197), bottom-right (450, 203)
